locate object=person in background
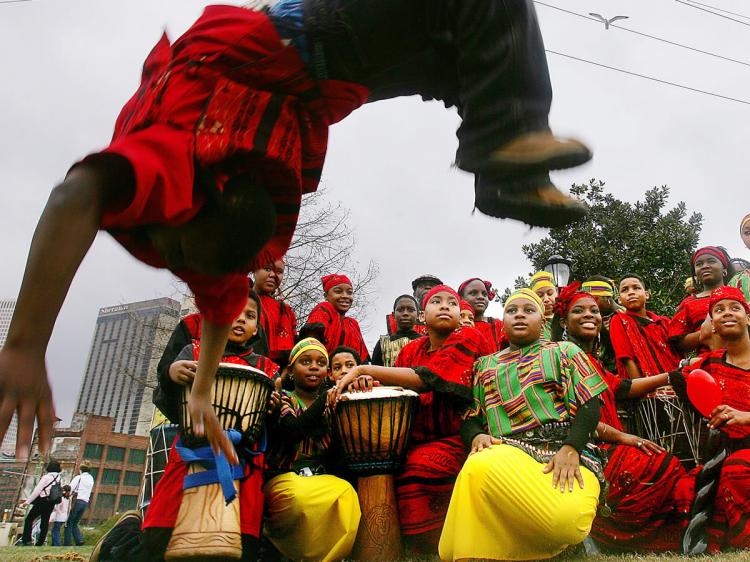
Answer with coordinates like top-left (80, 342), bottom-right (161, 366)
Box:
top-left (582, 276), bottom-right (620, 372)
top-left (458, 278), bottom-right (506, 351)
top-left (329, 346), bottom-right (362, 383)
top-left (20, 460), bottom-right (62, 546)
top-left (50, 485), bottom-right (71, 547)
top-left (729, 213), bottom-right (750, 301)
top-left (459, 300), bottom-right (475, 328)
top-left (385, 275), bottom-right (443, 336)
top-left (65, 463), bottom-right (95, 547)
top-left (529, 271), bottom-right (557, 340)
top-left (373, 295), bottom-right (422, 367)
top-left (253, 258), bottom-right (298, 363)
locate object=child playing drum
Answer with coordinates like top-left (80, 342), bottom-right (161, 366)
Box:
top-left (0, 0), bottom-right (592, 460)
top-left (264, 338), bottom-right (361, 562)
top-left (332, 285), bottom-right (493, 553)
top-left (90, 293), bottom-right (279, 562)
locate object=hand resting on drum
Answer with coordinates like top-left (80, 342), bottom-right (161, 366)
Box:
top-left (331, 364), bottom-right (426, 404)
top-left (169, 360), bottom-right (198, 386)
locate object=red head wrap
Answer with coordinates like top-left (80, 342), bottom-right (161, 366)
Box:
top-left (421, 285), bottom-right (460, 310)
top-left (460, 299), bottom-right (474, 313)
top-left (322, 274), bottom-right (352, 293)
top-left (691, 246), bottom-right (729, 270)
top-left (553, 282), bottom-right (595, 319)
top-left (458, 278), bottom-right (497, 300)
top-left (709, 286), bottom-right (750, 315)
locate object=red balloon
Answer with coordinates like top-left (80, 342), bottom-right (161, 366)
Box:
top-left (686, 368), bottom-right (723, 417)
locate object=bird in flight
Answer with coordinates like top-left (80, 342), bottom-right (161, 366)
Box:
top-left (588, 13), bottom-right (630, 29)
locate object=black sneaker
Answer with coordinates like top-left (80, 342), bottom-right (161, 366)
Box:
top-left (89, 510), bottom-right (142, 562)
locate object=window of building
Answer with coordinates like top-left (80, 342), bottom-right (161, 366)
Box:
top-left (96, 493), bottom-right (116, 510)
top-left (101, 469), bottom-right (121, 486)
top-left (123, 471), bottom-right (141, 487)
top-left (88, 467), bottom-right (99, 482)
top-left (84, 443), bottom-right (104, 460)
top-left (106, 446), bottom-right (126, 462)
top-left (118, 494), bottom-right (138, 512)
top-left (128, 449), bottom-right (146, 465)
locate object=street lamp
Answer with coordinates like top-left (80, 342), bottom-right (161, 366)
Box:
top-left (542, 255), bottom-right (572, 288)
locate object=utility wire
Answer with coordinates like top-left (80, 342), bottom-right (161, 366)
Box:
top-left (546, 49), bottom-right (750, 106)
top-left (0, 0), bottom-right (32, 4)
top-left (684, 0), bottom-right (750, 20)
top-left (534, 1), bottom-right (750, 68)
top-left (674, 0), bottom-right (750, 27)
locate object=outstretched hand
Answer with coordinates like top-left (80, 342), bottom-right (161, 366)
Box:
top-left (709, 404), bottom-right (750, 429)
top-left (0, 348), bottom-right (56, 459)
top-left (187, 390), bottom-right (238, 465)
top-left (542, 444), bottom-right (584, 493)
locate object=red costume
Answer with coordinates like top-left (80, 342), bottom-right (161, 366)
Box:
top-left (386, 313), bottom-right (427, 336)
top-left (258, 295), bottom-right (297, 362)
top-left (473, 317), bottom-right (507, 353)
top-left (88, 5), bottom-right (367, 324)
top-left (610, 310), bottom-right (682, 377)
top-left (307, 301), bottom-right (370, 362)
top-left (668, 295), bottom-right (712, 354)
top-left (144, 344), bottom-right (279, 540)
top-left (393, 327), bottom-right (492, 536)
top-left (586, 354), bottom-right (688, 552)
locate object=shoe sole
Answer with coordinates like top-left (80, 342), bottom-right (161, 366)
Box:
top-left (476, 197), bottom-right (589, 228)
top-left (464, 148), bottom-right (592, 176)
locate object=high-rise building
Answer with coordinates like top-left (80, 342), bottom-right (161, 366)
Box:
top-left (76, 298), bottom-right (180, 436)
top-left (0, 300), bottom-right (17, 457)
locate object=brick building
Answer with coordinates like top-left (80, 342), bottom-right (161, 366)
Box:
top-left (16, 413), bottom-right (149, 523)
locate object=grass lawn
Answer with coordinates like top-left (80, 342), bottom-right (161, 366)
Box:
top-left (0, 545), bottom-right (93, 562)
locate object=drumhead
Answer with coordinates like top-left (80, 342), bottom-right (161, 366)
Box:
top-left (340, 386), bottom-right (419, 400)
top-left (217, 362), bottom-right (269, 378)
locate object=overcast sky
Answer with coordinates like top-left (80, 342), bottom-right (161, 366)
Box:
top-left (1, 0), bottom-right (748, 425)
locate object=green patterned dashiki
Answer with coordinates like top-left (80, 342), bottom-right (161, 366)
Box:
top-left (730, 269), bottom-right (750, 303)
top-left (469, 340), bottom-right (607, 437)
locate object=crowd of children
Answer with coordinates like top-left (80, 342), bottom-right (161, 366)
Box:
top-left (79, 212), bottom-right (750, 561)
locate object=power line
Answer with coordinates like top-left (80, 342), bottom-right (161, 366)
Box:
top-left (0, 0), bottom-right (32, 4)
top-left (534, 1), bottom-right (750, 68)
top-left (546, 49), bottom-right (750, 106)
top-left (683, 0), bottom-right (750, 20)
top-left (674, 0), bottom-right (750, 27)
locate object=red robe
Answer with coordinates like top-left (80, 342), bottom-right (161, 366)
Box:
top-left (92, 5), bottom-right (368, 325)
top-left (587, 355), bottom-right (688, 552)
top-left (610, 310), bottom-right (682, 378)
top-left (144, 344), bottom-right (279, 538)
top-left (307, 301), bottom-right (370, 362)
top-left (473, 316), bottom-right (507, 353)
top-left (393, 327), bottom-right (492, 536)
top-left (259, 295), bottom-right (297, 362)
top-left (678, 351), bottom-right (750, 552)
top-left (668, 295), bottom-right (712, 354)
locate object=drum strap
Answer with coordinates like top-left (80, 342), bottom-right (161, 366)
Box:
top-left (175, 429), bottom-right (267, 505)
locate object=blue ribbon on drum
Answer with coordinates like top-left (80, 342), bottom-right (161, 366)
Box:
top-left (175, 428), bottom-right (266, 505)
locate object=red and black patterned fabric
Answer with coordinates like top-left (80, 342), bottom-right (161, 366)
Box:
top-left (89, 5), bottom-right (368, 325)
top-left (610, 310), bottom-right (682, 378)
top-left (668, 295), bottom-right (712, 354)
top-left (473, 317), bottom-right (507, 353)
top-left (307, 301), bottom-right (370, 362)
top-left (258, 295), bottom-right (297, 363)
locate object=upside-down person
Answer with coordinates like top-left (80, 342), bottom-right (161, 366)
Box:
top-left (668, 246), bottom-right (731, 355)
top-left (439, 288), bottom-right (607, 561)
top-left (0, 0), bottom-right (593, 459)
top-left (253, 259), bottom-right (298, 363)
top-left (373, 295), bottom-right (422, 367)
top-left (264, 338), bottom-right (361, 562)
top-left (307, 274), bottom-right (370, 362)
top-left (610, 274), bottom-right (682, 379)
top-left (552, 283), bottom-right (689, 552)
top-left (458, 278), bottom-right (506, 351)
top-left (91, 294), bottom-right (280, 562)
top-left (729, 213), bottom-right (750, 302)
top-left (333, 285), bottom-right (493, 553)
top-left (530, 271), bottom-right (558, 340)
top-left (669, 286), bottom-right (750, 553)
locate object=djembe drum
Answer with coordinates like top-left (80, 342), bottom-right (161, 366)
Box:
top-left (333, 386), bottom-right (418, 561)
top-left (139, 422), bottom-right (180, 517)
top-left (165, 363), bottom-right (273, 561)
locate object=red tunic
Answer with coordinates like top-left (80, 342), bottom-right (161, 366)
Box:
top-left (610, 310), bottom-right (681, 378)
top-left (473, 317), bottom-right (507, 353)
top-left (668, 295), bottom-right (712, 354)
top-left (393, 327), bottom-right (492, 536)
top-left (587, 354), bottom-right (688, 552)
top-left (91, 5), bottom-right (368, 325)
top-left (143, 345), bottom-right (279, 538)
top-left (259, 295), bottom-right (297, 362)
top-left (307, 301), bottom-right (370, 362)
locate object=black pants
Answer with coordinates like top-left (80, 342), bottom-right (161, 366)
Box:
top-left (303, 0), bottom-right (552, 168)
top-left (22, 500), bottom-right (55, 546)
